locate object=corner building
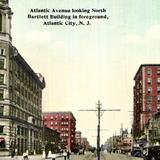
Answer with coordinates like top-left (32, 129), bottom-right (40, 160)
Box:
top-left (133, 64), bottom-right (160, 138)
top-left (0, 1), bottom-right (45, 155)
top-left (43, 112), bottom-right (76, 152)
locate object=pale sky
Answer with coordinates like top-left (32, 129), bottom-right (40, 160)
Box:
top-left (9, 0), bottom-right (160, 146)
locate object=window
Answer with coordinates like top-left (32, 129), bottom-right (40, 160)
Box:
top-left (0, 126), bottom-right (3, 133)
top-left (158, 104), bottom-right (160, 112)
top-left (158, 78), bottom-right (160, 84)
top-left (0, 74), bottom-right (4, 85)
top-left (147, 69), bottom-right (151, 75)
top-left (147, 78), bottom-right (151, 84)
top-left (0, 106), bottom-right (4, 116)
top-left (0, 14), bottom-right (2, 32)
top-left (0, 49), bottom-right (5, 56)
top-left (157, 68), bottom-right (160, 75)
top-left (147, 96), bottom-right (152, 103)
top-left (157, 87), bottom-right (160, 94)
top-left (0, 59), bottom-right (4, 69)
top-left (148, 104), bottom-right (151, 112)
top-left (147, 87), bottom-right (152, 94)
top-left (158, 96), bottom-right (160, 103)
top-left (0, 89), bottom-right (4, 100)
top-left (17, 126), bottom-right (20, 135)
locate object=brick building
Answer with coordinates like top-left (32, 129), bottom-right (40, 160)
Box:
top-left (75, 131), bottom-right (82, 145)
top-left (43, 112), bottom-right (76, 151)
top-left (133, 64), bottom-right (160, 138)
top-left (0, 0), bottom-right (45, 155)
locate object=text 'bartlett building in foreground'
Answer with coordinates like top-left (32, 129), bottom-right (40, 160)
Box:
top-left (0, 1), bottom-right (45, 155)
top-left (133, 64), bottom-right (160, 138)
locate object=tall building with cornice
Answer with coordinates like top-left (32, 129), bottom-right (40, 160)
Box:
top-left (133, 64), bottom-right (160, 138)
top-left (0, 0), bottom-right (45, 155)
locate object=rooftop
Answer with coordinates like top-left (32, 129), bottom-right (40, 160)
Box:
top-left (134, 64), bottom-right (160, 80)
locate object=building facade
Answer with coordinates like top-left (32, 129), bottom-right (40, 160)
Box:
top-left (75, 131), bottom-right (82, 146)
top-left (81, 137), bottom-right (90, 151)
top-left (43, 112), bottom-right (76, 151)
top-left (144, 113), bottom-right (160, 145)
top-left (0, 1), bottom-right (45, 155)
top-left (133, 64), bottom-right (160, 138)
top-left (44, 127), bottom-right (61, 153)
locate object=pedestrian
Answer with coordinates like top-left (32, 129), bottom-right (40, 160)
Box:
top-left (11, 149), bottom-right (15, 159)
top-left (67, 150), bottom-right (70, 159)
top-left (63, 150), bottom-right (67, 160)
top-left (23, 150), bottom-right (29, 160)
top-left (45, 150), bottom-right (49, 159)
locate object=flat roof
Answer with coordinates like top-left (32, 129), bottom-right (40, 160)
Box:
top-left (134, 64), bottom-right (160, 80)
top-left (43, 111), bottom-right (76, 121)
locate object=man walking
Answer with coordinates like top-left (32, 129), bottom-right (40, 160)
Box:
top-left (63, 150), bottom-right (67, 160)
top-left (67, 150), bottom-right (70, 159)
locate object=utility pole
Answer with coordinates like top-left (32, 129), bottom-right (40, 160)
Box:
top-left (79, 100), bottom-right (120, 160)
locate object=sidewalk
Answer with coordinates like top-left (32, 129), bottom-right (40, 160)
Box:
top-left (0, 154), bottom-right (65, 160)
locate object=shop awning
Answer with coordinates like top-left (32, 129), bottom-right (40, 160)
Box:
top-left (0, 137), bottom-right (5, 142)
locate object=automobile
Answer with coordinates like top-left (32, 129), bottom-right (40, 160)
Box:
top-left (131, 148), bottom-right (142, 157)
top-left (143, 145), bottom-right (160, 160)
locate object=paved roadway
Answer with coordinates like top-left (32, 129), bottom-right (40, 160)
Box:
top-left (70, 152), bottom-right (143, 160)
top-left (0, 152), bottom-right (143, 160)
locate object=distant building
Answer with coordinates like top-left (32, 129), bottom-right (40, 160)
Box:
top-left (81, 137), bottom-right (90, 150)
top-left (75, 131), bottom-right (82, 145)
top-left (43, 112), bottom-right (76, 151)
top-left (44, 127), bottom-right (61, 153)
top-left (120, 129), bottom-right (133, 154)
top-left (133, 64), bottom-right (160, 138)
top-left (0, 0), bottom-right (45, 155)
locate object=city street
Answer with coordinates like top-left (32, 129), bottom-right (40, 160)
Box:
top-left (0, 152), bottom-right (143, 160)
top-left (70, 152), bottom-right (143, 160)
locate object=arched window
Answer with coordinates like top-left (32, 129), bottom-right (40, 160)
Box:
top-left (0, 14), bottom-right (2, 32)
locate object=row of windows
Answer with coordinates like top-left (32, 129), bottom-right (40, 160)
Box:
top-left (61, 133), bottom-right (68, 137)
top-left (13, 83), bottom-right (41, 107)
top-left (61, 122), bottom-right (69, 125)
top-left (13, 79), bottom-right (42, 98)
top-left (147, 78), bottom-right (160, 84)
top-left (9, 92), bottom-right (41, 116)
top-left (147, 68), bottom-right (160, 75)
top-left (45, 121), bottom-right (69, 126)
top-left (17, 126), bottom-right (28, 136)
top-left (17, 126), bottom-right (39, 139)
top-left (61, 128), bottom-right (69, 131)
top-left (147, 87), bottom-right (160, 94)
top-left (10, 60), bottom-right (41, 94)
top-left (10, 107), bottom-right (41, 126)
top-left (147, 104), bottom-right (160, 112)
top-left (44, 116), bottom-right (70, 121)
